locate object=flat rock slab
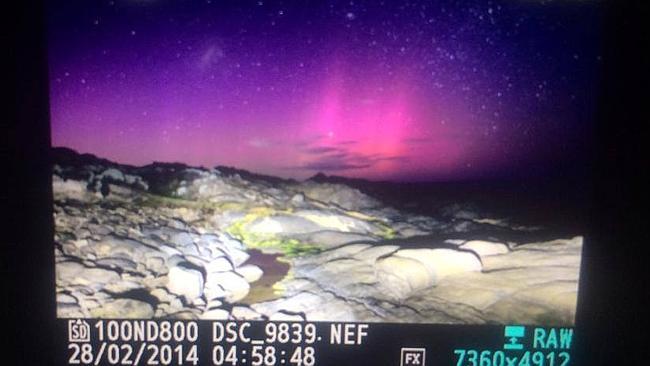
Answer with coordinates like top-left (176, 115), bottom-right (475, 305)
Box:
top-left (270, 237), bottom-right (581, 324)
top-left (90, 299), bottom-right (154, 318)
top-left (246, 215), bottom-right (322, 235)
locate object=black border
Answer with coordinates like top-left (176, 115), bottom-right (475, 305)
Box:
top-left (7, 0), bottom-right (646, 364)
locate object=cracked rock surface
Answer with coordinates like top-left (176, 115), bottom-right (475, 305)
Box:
top-left (53, 148), bottom-right (581, 325)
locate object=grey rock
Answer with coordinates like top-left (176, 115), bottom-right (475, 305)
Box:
top-left (236, 264), bottom-right (264, 283)
top-left (205, 257), bottom-right (233, 273)
top-left (297, 182), bottom-right (379, 210)
top-left (205, 271), bottom-right (250, 303)
top-left (460, 240), bottom-right (509, 257)
top-left (57, 303), bottom-right (86, 318)
top-left (246, 215), bottom-right (323, 235)
top-left (169, 232), bottom-right (194, 247)
top-left (91, 299), bottom-right (154, 318)
top-left (166, 262), bottom-right (205, 300)
top-left (201, 308), bottom-right (230, 320)
top-left (269, 311), bottom-right (305, 321)
top-left (225, 248), bottom-right (250, 267)
top-left (96, 257), bottom-right (137, 270)
top-left (231, 306), bottom-right (263, 320)
top-left (57, 261), bottom-right (121, 287)
top-left (290, 193), bottom-right (305, 204)
top-left (294, 209), bottom-right (376, 234)
top-left (57, 293), bottom-right (78, 305)
top-left (297, 231), bottom-right (377, 249)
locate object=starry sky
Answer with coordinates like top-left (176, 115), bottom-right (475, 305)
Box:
top-left (48, 0), bottom-right (602, 182)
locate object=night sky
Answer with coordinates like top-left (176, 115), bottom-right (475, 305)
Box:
top-left (48, 0), bottom-right (602, 182)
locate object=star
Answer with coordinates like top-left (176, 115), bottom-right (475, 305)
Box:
top-left (47, 0), bottom-right (601, 181)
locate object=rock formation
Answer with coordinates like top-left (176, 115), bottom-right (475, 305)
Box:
top-left (52, 147), bottom-right (582, 325)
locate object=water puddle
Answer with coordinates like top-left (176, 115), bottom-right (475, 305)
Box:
top-left (240, 249), bottom-right (290, 305)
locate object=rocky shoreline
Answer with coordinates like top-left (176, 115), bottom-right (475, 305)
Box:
top-left (53, 148), bottom-right (582, 325)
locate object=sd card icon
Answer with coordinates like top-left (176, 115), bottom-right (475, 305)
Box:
top-left (68, 319), bottom-right (91, 343)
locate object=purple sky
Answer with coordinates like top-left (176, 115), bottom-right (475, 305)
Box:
top-left (48, 0), bottom-right (601, 181)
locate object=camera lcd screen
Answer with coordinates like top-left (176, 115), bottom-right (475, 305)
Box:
top-left (47, 1), bottom-right (601, 364)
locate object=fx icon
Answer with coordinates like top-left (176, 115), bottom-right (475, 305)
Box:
top-left (401, 347), bottom-right (426, 366)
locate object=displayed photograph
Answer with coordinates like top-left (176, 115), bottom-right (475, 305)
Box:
top-left (49, 0), bottom-right (600, 324)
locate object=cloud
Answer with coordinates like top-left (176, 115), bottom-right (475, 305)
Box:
top-left (248, 138), bottom-right (270, 148)
top-left (289, 136), bottom-right (408, 172)
top-left (291, 145), bottom-right (409, 172)
top-left (378, 155), bottom-right (409, 162)
top-left (301, 146), bottom-right (342, 154)
top-left (294, 135), bottom-right (327, 148)
top-left (403, 137), bottom-right (432, 144)
top-left (336, 140), bottom-right (358, 146)
top-left (298, 160), bottom-right (373, 171)
top-left (196, 40), bottom-right (225, 70)
top-left (296, 151), bottom-right (373, 171)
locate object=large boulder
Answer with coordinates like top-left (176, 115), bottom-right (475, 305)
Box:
top-left (204, 271), bottom-right (250, 303)
top-left (231, 306), bottom-right (263, 320)
top-left (294, 210), bottom-right (376, 234)
top-left (201, 308), bottom-right (230, 320)
top-left (394, 248), bottom-right (482, 278)
top-left (375, 256), bottom-right (432, 300)
top-left (460, 240), bottom-right (510, 257)
top-left (205, 257), bottom-right (234, 273)
top-left (236, 264), bottom-right (264, 283)
top-left (296, 182), bottom-right (379, 210)
top-left (246, 215), bottom-right (322, 235)
top-left (56, 261), bottom-right (121, 287)
top-left (375, 248), bottom-right (482, 300)
top-left (90, 299), bottom-right (154, 318)
top-left (80, 235), bottom-right (161, 263)
top-left (52, 176), bottom-right (93, 201)
top-left (99, 168), bottom-right (125, 182)
top-left (166, 263), bottom-right (205, 300)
